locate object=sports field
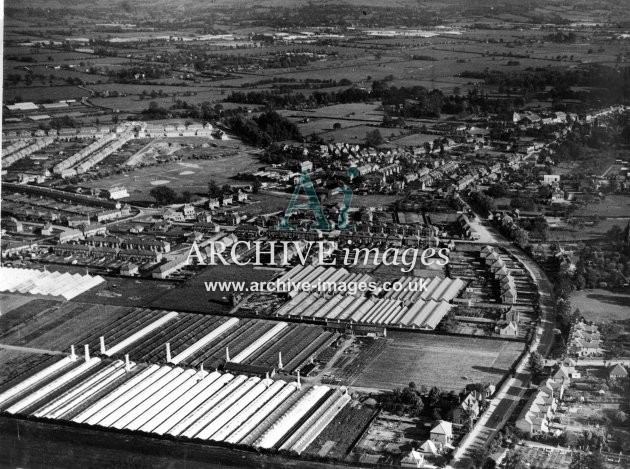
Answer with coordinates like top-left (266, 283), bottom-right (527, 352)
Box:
top-left (82, 146), bottom-right (260, 202)
top-left (352, 333), bottom-right (524, 391)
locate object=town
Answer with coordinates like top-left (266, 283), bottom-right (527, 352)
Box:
top-left (1, 1), bottom-right (630, 469)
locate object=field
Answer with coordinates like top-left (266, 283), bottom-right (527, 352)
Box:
top-left (304, 404), bottom-right (378, 459)
top-left (571, 288), bottom-right (630, 323)
top-left (82, 148), bottom-right (261, 202)
top-left (547, 218), bottom-right (627, 242)
top-left (0, 349), bottom-right (60, 391)
top-left (72, 277), bottom-right (179, 308)
top-left (352, 333), bottom-right (524, 391)
top-left (0, 299), bottom-right (61, 335)
top-left (0, 294), bottom-right (42, 316)
top-left (0, 416), bottom-right (349, 469)
top-left (0, 297), bottom-right (134, 351)
top-left (573, 196), bottom-right (630, 218)
top-left (3, 85), bottom-right (89, 102)
top-left (511, 446), bottom-right (572, 469)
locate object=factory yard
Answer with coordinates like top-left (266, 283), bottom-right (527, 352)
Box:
top-left (352, 333), bottom-right (525, 391)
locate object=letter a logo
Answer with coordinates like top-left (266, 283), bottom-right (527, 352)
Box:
top-left (276, 170), bottom-right (331, 231)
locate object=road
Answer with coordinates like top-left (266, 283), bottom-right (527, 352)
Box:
top-left (449, 221), bottom-right (556, 469)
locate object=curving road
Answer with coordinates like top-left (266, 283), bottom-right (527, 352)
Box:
top-left (448, 220), bottom-right (556, 469)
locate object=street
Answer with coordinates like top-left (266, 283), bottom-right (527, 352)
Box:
top-left (448, 220), bottom-right (556, 469)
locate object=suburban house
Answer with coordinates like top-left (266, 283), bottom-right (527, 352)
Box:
top-left (429, 420), bottom-right (453, 447)
top-left (608, 363), bottom-right (628, 382)
top-left (515, 383), bottom-right (558, 434)
top-left (451, 393), bottom-right (480, 426)
top-left (400, 450), bottom-right (425, 468)
top-left (567, 320), bottom-right (602, 357)
top-left (498, 321), bottom-right (518, 336)
top-left (419, 439), bottom-right (439, 456)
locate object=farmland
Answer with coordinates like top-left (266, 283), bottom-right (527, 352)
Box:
top-left (0, 300), bottom-right (134, 351)
top-left (352, 333), bottom-right (524, 391)
top-left (303, 404), bottom-right (378, 459)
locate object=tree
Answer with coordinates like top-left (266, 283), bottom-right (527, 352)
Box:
top-left (252, 178), bottom-right (262, 194)
top-left (181, 191), bottom-right (192, 203)
top-left (149, 186), bottom-right (177, 205)
top-left (569, 451), bottom-right (604, 469)
top-left (365, 129), bottom-right (384, 147)
top-left (469, 446), bottom-right (490, 469)
top-left (528, 351), bottom-right (545, 377)
top-left (513, 228), bottom-right (529, 248)
top-left (461, 407), bottom-right (475, 432)
top-left (438, 310), bottom-right (457, 332)
top-left (208, 180), bottom-right (221, 197)
top-left (503, 451), bottom-right (528, 469)
top-left (333, 122), bottom-right (342, 130)
top-left (427, 386), bottom-right (442, 409)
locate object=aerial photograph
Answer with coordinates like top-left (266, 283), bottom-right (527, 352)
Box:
top-left (1, 0), bottom-right (630, 468)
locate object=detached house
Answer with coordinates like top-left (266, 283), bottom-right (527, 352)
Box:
top-left (429, 420), bottom-right (453, 447)
top-left (608, 363), bottom-right (628, 382)
top-left (451, 393), bottom-right (480, 426)
top-left (498, 321), bottom-right (518, 336)
top-left (400, 450), bottom-right (425, 468)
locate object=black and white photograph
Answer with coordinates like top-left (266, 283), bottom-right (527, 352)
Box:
top-left (1, 1), bottom-right (630, 468)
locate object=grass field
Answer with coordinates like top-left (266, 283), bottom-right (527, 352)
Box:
top-left (352, 333), bottom-right (524, 391)
top-left (573, 196), bottom-right (630, 218)
top-left (571, 288), bottom-right (630, 323)
top-left (83, 149), bottom-right (261, 201)
top-left (547, 218), bottom-right (627, 242)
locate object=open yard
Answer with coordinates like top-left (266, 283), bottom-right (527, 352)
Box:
top-left (352, 333), bottom-right (524, 391)
top-left (149, 264), bottom-right (278, 313)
